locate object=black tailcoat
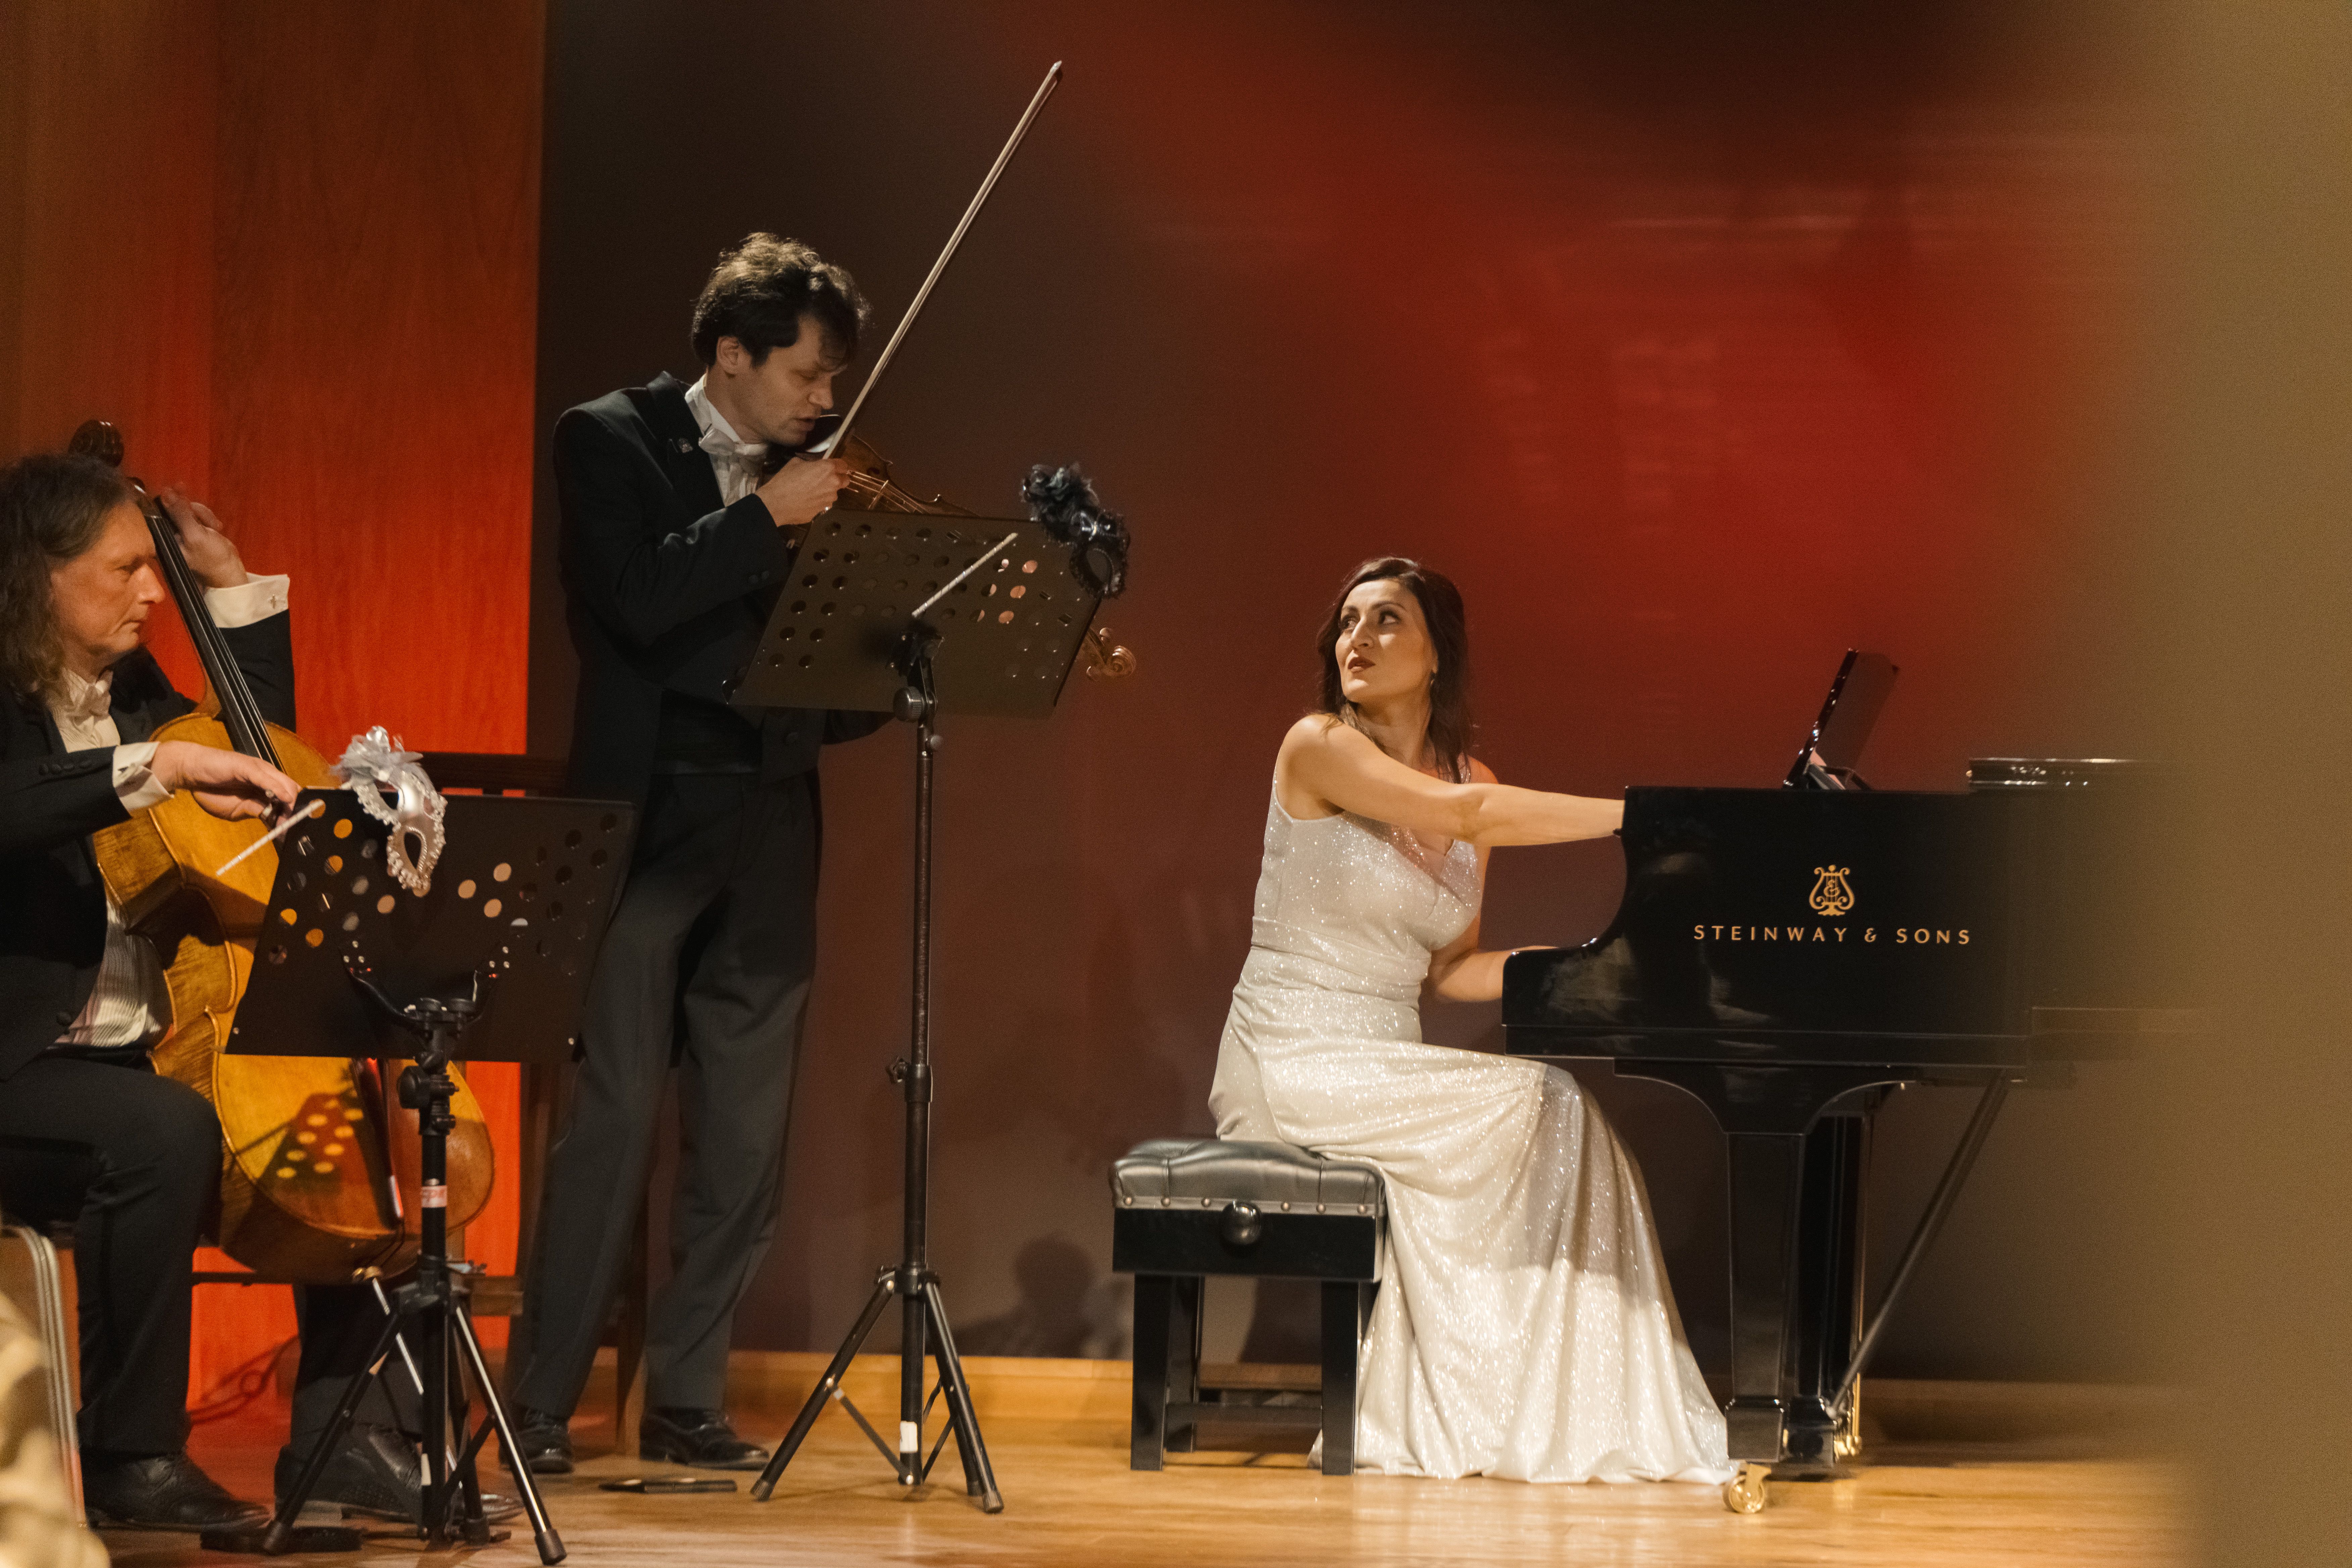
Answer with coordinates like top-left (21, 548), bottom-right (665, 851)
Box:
top-left (553, 372), bottom-right (876, 802)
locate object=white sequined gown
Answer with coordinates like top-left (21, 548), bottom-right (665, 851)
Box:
top-left (1209, 795), bottom-right (1734, 1483)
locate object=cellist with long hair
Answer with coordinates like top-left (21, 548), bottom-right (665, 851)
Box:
top-left (0, 450), bottom-right (514, 1529)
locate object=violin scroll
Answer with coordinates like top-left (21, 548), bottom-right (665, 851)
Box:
top-left (1078, 627), bottom-right (1135, 680)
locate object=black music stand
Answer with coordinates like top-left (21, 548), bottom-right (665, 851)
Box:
top-left (1785, 649), bottom-right (1899, 790)
top-left (208, 790), bottom-right (635, 1562)
top-left (730, 511), bottom-right (1100, 717)
top-left (735, 513), bottom-right (1105, 1513)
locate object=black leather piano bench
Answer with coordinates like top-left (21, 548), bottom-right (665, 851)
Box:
top-left (1110, 1138), bottom-right (1383, 1477)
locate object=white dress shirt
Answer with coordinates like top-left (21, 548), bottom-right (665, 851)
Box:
top-left (50, 573), bottom-right (292, 1049)
top-left (683, 375), bottom-right (768, 505)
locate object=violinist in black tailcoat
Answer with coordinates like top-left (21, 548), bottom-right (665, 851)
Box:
top-left (508, 235), bottom-right (884, 1473)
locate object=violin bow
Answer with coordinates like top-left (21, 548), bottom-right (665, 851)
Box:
top-left (814, 60), bottom-right (1063, 460)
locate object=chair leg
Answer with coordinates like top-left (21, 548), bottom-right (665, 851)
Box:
top-left (1319, 1280), bottom-right (1361, 1477)
top-left (1165, 1276), bottom-right (1203, 1455)
top-left (2, 1225), bottom-right (83, 1522)
top-left (1130, 1275), bottom-right (1171, 1471)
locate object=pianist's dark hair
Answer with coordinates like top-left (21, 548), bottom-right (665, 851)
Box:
top-left (0, 451), bottom-right (136, 698)
top-left (691, 233), bottom-right (870, 370)
top-left (1314, 556), bottom-right (1474, 782)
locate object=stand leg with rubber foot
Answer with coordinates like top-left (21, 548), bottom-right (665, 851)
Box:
top-left (749, 673), bottom-right (1002, 1516)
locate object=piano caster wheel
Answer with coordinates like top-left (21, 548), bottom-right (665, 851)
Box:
top-left (1723, 1463), bottom-right (1770, 1515)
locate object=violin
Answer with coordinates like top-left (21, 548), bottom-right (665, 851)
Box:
top-left (802, 416), bottom-right (973, 516)
top-left (68, 419), bottom-right (493, 1282)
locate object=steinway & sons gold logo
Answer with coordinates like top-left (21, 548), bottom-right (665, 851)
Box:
top-left (1808, 865), bottom-right (1855, 917)
top-left (1689, 861), bottom-right (1971, 947)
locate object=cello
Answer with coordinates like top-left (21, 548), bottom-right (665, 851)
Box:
top-left (69, 420), bottom-right (493, 1282)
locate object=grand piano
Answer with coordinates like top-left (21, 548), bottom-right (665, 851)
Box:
top-left (1501, 653), bottom-right (2190, 1490)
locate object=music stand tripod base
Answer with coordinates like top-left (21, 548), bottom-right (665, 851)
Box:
top-left (225, 791), bottom-right (635, 1562)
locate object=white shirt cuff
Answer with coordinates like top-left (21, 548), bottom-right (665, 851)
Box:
top-left (114, 741), bottom-right (170, 812)
top-left (204, 573), bottom-right (291, 628)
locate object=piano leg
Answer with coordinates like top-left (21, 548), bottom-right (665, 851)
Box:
top-left (1721, 1130), bottom-right (1805, 1463)
top-left (1619, 1063), bottom-right (1899, 1469)
top-left (1785, 1110), bottom-right (1872, 1472)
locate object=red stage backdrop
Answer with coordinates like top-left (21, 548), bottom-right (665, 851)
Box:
top-left (3, 0), bottom-right (543, 1393)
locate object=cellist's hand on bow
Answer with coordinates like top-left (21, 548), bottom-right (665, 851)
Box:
top-left (156, 488), bottom-right (251, 589)
top-left (152, 741), bottom-right (300, 823)
top-left (756, 456), bottom-right (850, 530)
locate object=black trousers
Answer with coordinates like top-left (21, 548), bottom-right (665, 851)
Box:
top-left (0, 1056), bottom-right (213, 1455)
top-left (514, 770), bottom-right (819, 1417)
top-left (0, 1055), bottom-right (414, 1457)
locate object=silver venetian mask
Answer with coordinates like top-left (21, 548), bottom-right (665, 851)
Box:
top-left (335, 727), bottom-right (446, 896)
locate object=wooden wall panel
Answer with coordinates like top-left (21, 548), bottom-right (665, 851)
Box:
top-left (210, 1), bottom-right (542, 755)
top-left (5, 0), bottom-right (216, 484)
top-left (5, 0), bottom-right (215, 712)
top-left (0, 0), bottom-right (26, 455)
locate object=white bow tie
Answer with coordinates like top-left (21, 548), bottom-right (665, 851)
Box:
top-left (698, 426), bottom-right (767, 468)
top-left (56, 670), bottom-right (113, 725)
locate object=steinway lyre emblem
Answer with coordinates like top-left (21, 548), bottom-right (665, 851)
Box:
top-left (1808, 865), bottom-right (1856, 917)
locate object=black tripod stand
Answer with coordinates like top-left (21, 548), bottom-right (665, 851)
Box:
top-left (752, 627), bottom-right (1000, 1511)
top-left (203, 786), bottom-right (632, 1559)
top-left (256, 983), bottom-right (564, 1561)
top-left (735, 509), bottom-right (1109, 1511)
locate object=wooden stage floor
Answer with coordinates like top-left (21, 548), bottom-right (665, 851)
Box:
top-left (100, 1377), bottom-right (2184, 1568)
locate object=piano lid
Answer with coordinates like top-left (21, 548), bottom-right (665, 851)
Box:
top-left (1787, 650), bottom-right (1899, 791)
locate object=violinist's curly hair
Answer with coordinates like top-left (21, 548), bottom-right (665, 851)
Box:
top-left (0, 452), bottom-right (135, 697)
top-left (1313, 556), bottom-right (1475, 783)
top-left (691, 233), bottom-right (870, 370)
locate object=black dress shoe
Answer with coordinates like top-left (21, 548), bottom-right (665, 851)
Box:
top-left (498, 1404), bottom-right (574, 1475)
top-left (275, 1422), bottom-right (525, 1524)
top-left (639, 1407), bottom-right (771, 1471)
top-left (82, 1451), bottom-right (270, 1532)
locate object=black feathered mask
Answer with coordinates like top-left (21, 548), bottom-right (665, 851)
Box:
top-left (1022, 463), bottom-right (1129, 599)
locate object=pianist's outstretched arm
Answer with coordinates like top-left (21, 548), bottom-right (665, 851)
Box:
top-left (1274, 717), bottom-right (1623, 847)
top-left (1414, 760), bottom-right (1541, 1006)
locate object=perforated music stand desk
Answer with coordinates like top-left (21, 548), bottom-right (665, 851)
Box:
top-left (228, 792), bottom-right (635, 1063)
top-left (729, 513), bottom-right (1103, 716)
